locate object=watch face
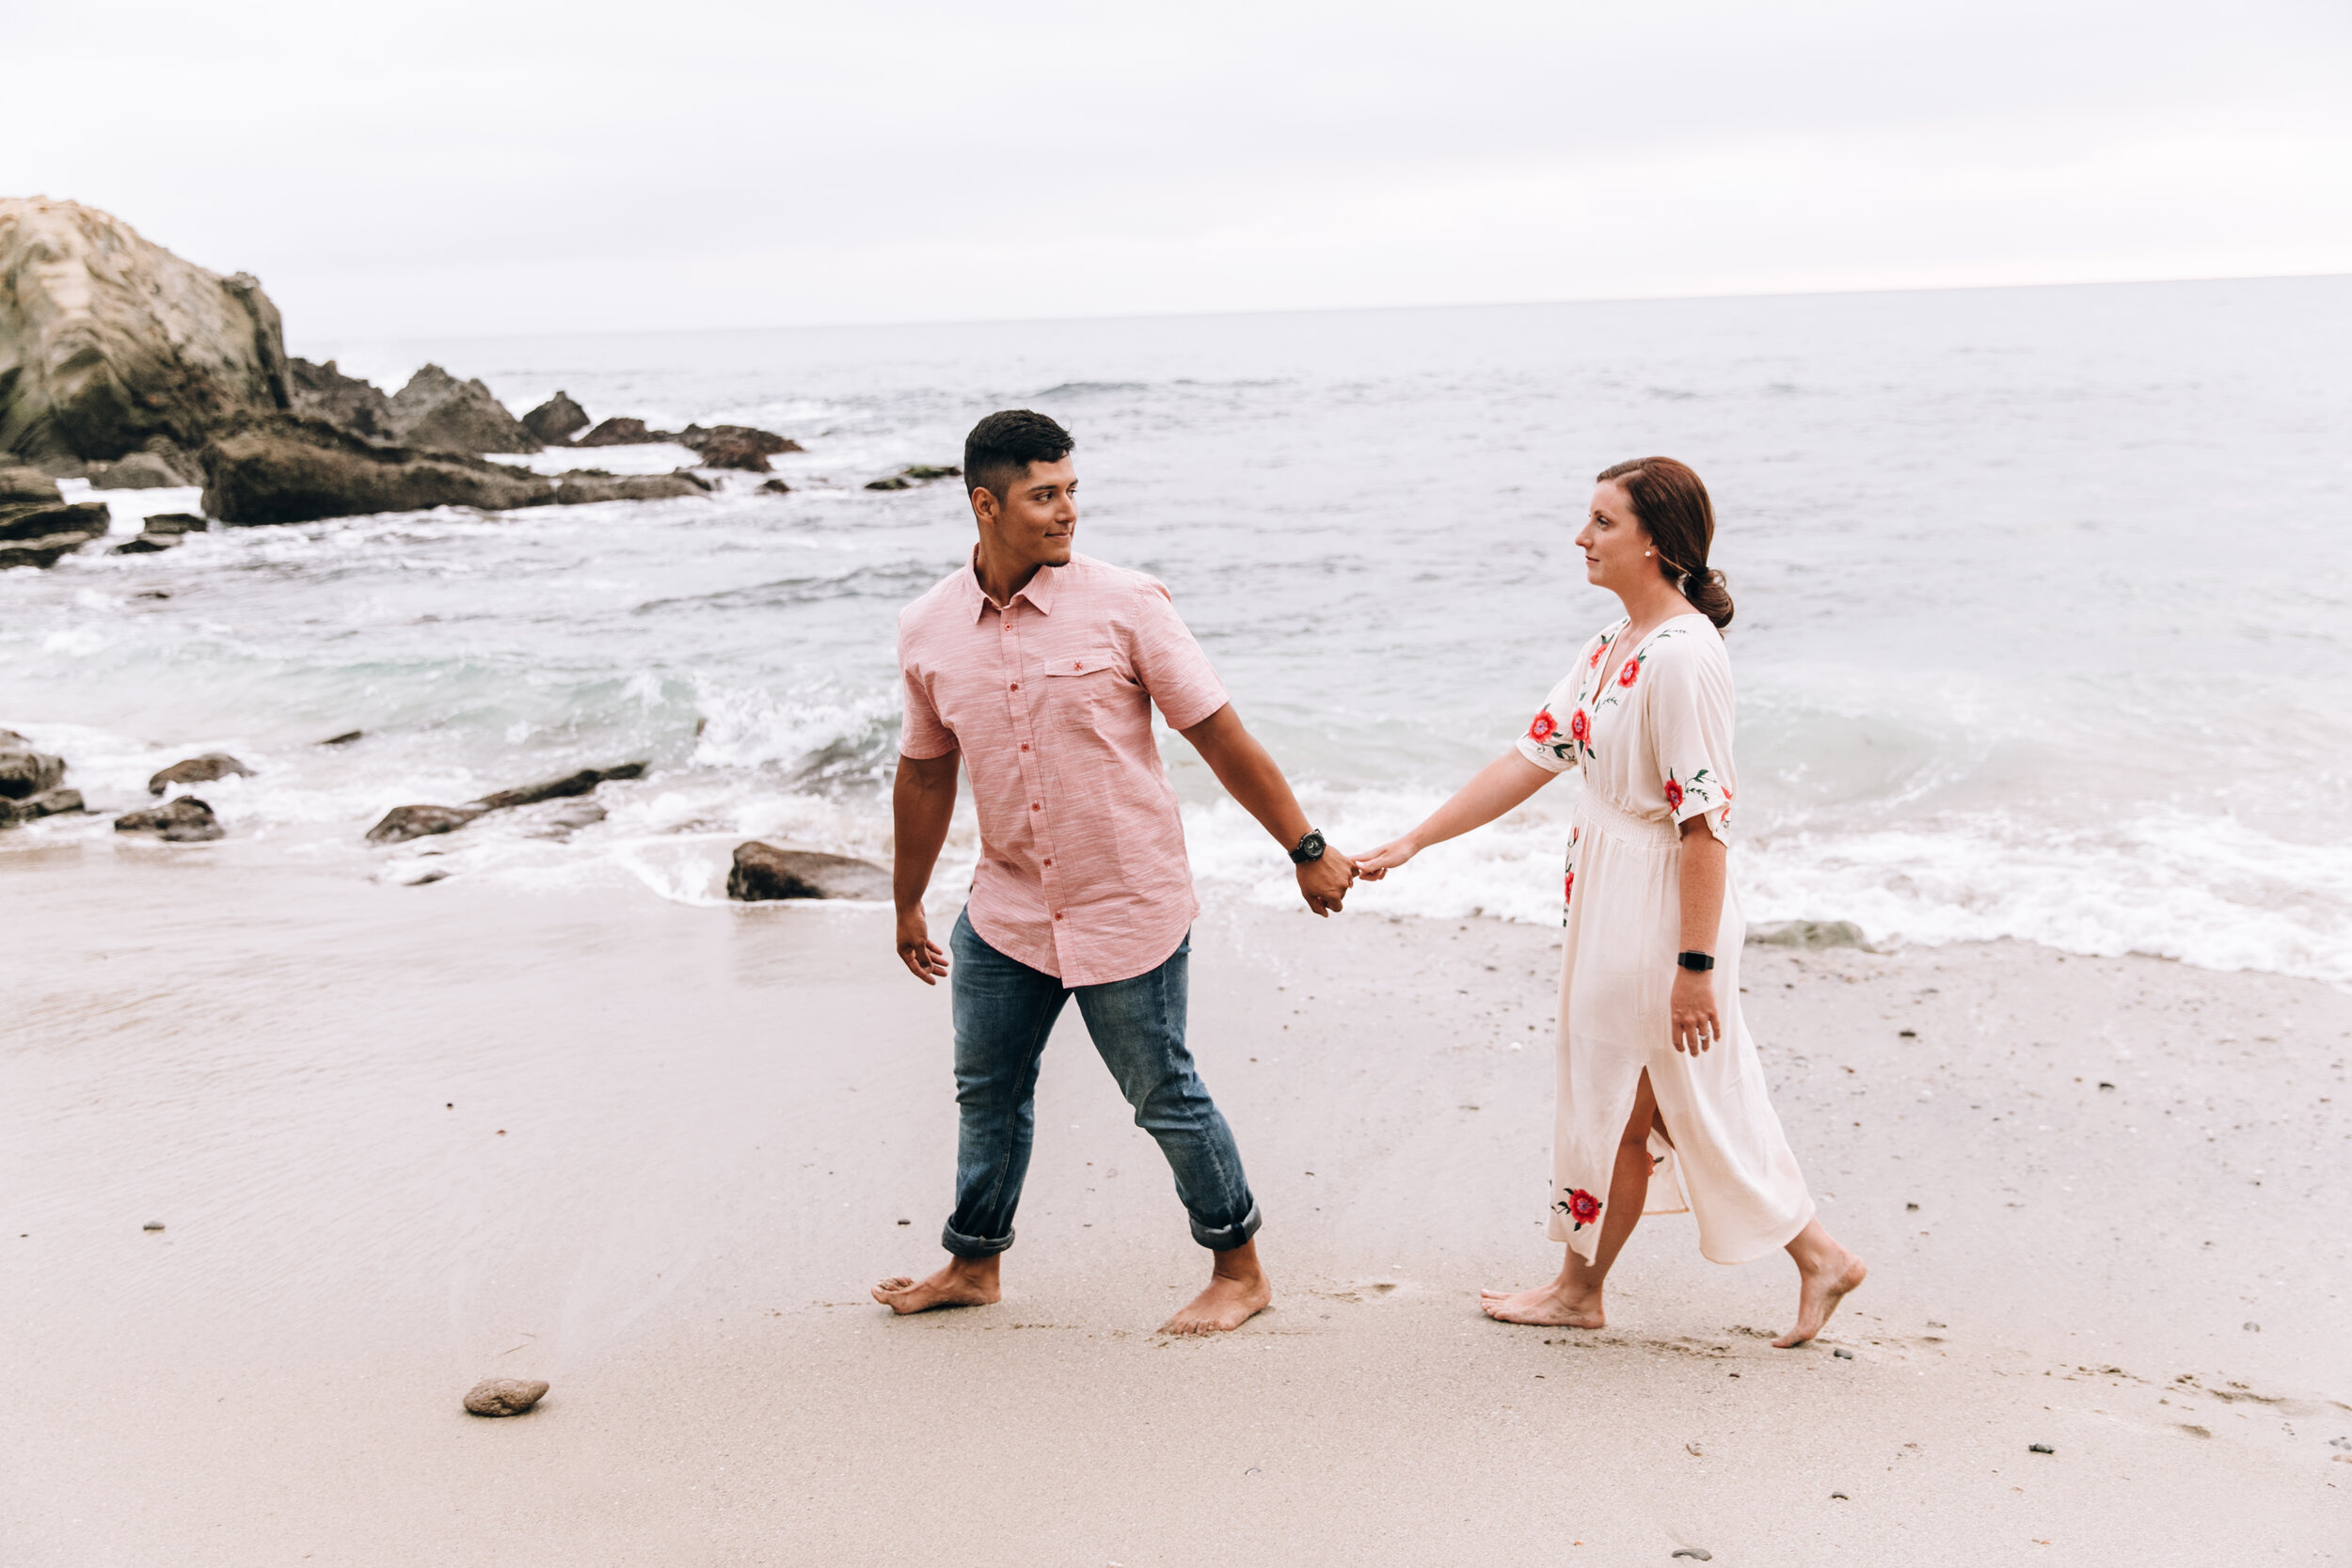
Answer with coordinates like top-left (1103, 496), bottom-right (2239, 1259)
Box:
top-left (1295, 831), bottom-right (1326, 863)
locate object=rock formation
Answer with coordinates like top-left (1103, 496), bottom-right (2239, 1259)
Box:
top-left (521, 392), bottom-right (588, 446)
top-left (676, 424), bottom-right (800, 472)
top-left (0, 729), bottom-right (67, 800)
top-left (365, 762), bottom-right (647, 844)
top-left (112, 512), bottom-right (205, 554)
top-left (0, 465), bottom-right (111, 568)
top-left (725, 842), bottom-right (891, 901)
top-left (288, 358), bottom-right (396, 439)
top-left (364, 803), bottom-right (485, 845)
top-left (148, 752), bottom-right (254, 794)
top-left (114, 796), bottom-right (223, 842)
top-left (573, 416), bottom-right (665, 448)
top-left (199, 415), bottom-right (554, 525)
top-left (553, 470), bottom-right (710, 504)
top-left (0, 786), bottom-right (83, 826)
top-left (0, 198), bottom-right (290, 464)
top-left (385, 364), bottom-right (539, 454)
top-left (86, 447), bottom-right (200, 488)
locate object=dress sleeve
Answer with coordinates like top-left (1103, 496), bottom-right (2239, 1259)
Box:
top-left (1514, 666), bottom-right (1586, 775)
top-left (897, 620), bottom-right (958, 761)
top-left (1645, 634), bottom-right (1736, 834)
top-left (1126, 580), bottom-right (1231, 731)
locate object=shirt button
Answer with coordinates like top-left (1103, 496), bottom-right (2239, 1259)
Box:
top-left (1054, 912), bottom-right (1064, 921)
top-left (1020, 743), bottom-right (1029, 752)
top-left (1009, 682), bottom-right (1019, 691)
top-left (1042, 859), bottom-right (1052, 867)
top-left (1030, 802), bottom-right (1041, 811)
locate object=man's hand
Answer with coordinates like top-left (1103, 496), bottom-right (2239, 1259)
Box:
top-left (897, 905), bottom-right (948, 984)
top-left (1296, 849), bottom-right (1356, 916)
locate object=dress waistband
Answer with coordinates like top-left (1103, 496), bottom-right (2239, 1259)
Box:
top-left (1575, 789), bottom-right (1680, 845)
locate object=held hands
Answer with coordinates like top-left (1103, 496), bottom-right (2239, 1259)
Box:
top-left (896, 906), bottom-right (948, 985)
top-left (1352, 835), bottom-right (1418, 880)
top-left (1297, 847), bottom-right (1357, 917)
top-left (1671, 967), bottom-right (1719, 1053)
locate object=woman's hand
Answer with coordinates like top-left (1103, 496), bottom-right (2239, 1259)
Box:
top-left (1670, 968), bottom-right (1718, 1053)
top-left (1353, 836), bottom-right (1420, 880)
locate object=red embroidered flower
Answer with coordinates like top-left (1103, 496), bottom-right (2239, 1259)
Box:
top-left (1589, 639), bottom-right (1608, 667)
top-left (1568, 708), bottom-right (1590, 744)
top-left (1617, 657), bottom-right (1640, 688)
top-left (1564, 871), bottom-right (1575, 904)
top-left (1528, 710), bottom-right (1557, 742)
top-left (1565, 1188), bottom-right (1601, 1228)
top-left (1663, 777), bottom-right (1684, 812)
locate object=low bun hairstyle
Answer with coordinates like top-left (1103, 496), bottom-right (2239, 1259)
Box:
top-left (1594, 456), bottom-right (1734, 630)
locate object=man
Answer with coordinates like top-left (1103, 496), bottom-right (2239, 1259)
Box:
top-left (873, 409), bottom-right (1354, 1336)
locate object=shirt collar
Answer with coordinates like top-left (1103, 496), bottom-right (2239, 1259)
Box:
top-left (963, 547), bottom-right (1059, 622)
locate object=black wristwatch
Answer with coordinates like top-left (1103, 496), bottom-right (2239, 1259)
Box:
top-left (1677, 950), bottom-right (1715, 972)
top-left (1289, 829), bottom-right (1327, 865)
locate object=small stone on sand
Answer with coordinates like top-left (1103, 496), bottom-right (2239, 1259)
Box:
top-left (141, 1221), bottom-right (165, 1231)
top-left (2029, 1443), bottom-right (2055, 1454)
top-left (1671, 1551), bottom-right (1712, 1561)
top-left (1834, 1347), bottom-right (1853, 1359)
top-left (463, 1377), bottom-right (548, 1417)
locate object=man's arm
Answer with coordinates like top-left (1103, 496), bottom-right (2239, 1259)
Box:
top-left (894, 750), bottom-right (961, 982)
top-left (1179, 703), bottom-right (1354, 916)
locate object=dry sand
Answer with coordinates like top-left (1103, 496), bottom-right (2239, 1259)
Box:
top-left (3, 840), bottom-right (2346, 1564)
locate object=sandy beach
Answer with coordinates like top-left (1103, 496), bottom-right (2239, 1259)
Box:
top-left (3, 840), bottom-right (2344, 1564)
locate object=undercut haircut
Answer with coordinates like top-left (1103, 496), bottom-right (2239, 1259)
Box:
top-left (964, 409), bottom-right (1074, 504)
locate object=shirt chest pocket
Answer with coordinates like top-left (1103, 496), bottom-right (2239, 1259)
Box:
top-left (1040, 649), bottom-right (1135, 719)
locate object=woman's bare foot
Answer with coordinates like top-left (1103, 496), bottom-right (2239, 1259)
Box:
top-left (1479, 1282), bottom-right (1605, 1327)
top-left (1775, 1224), bottom-right (1867, 1347)
top-left (872, 1256), bottom-right (1000, 1315)
top-left (1160, 1241), bottom-right (1272, 1335)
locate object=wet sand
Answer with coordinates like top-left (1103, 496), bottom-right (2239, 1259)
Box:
top-left (3, 840), bottom-right (2346, 1564)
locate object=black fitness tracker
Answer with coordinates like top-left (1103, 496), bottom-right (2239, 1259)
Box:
top-left (1677, 951), bottom-right (1715, 972)
top-left (1289, 829), bottom-right (1327, 864)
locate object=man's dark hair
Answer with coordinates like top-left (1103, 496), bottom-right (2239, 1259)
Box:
top-left (964, 409), bottom-right (1073, 504)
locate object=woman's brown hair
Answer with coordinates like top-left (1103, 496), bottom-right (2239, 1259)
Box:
top-left (1595, 456), bottom-right (1733, 630)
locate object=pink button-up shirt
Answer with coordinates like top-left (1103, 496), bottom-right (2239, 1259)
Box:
top-left (898, 551), bottom-right (1230, 986)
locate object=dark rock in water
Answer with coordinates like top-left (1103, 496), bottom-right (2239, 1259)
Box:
top-left (13, 787), bottom-right (85, 818)
top-left (1747, 919), bottom-right (1871, 951)
top-left (318, 730), bottom-right (363, 747)
top-left (142, 511), bottom-right (207, 536)
top-left (0, 198), bottom-right (291, 465)
top-left (726, 841), bottom-right (891, 902)
top-left (0, 465), bottom-right (112, 567)
top-left (114, 796), bottom-right (223, 842)
top-left (518, 799), bottom-right (606, 839)
top-left (148, 752), bottom-right (255, 795)
top-left (865, 474), bottom-right (912, 491)
top-left (554, 470), bottom-right (708, 504)
top-left (463, 1377), bottom-right (548, 1417)
top-left (866, 464), bottom-right (961, 491)
top-left (692, 435), bottom-right (775, 472)
top-left (199, 415), bottom-right (554, 526)
top-left (574, 417), bottom-right (672, 448)
top-left (386, 364), bottom-right (540, 454)
top-left (114, 533), bottom-right (174, 554)
top-left (288, 357), bottom-right (397, 439)
top-left (0, 729), bottom-right (68, 800)
top-left (759, 478), bottom-right (792, 494)
top-left (473, 762), bottom-right (646, 813)
top-left (87, 449), bottom-right (198, 489)
top-left (676, 423), bottom-right (799, 456)
top-left (902, 464), bottom-right (961, 480)
top-left (364, 803), bottom-right (485, 845)
top-left (521, 391), bottom-right (589, 446)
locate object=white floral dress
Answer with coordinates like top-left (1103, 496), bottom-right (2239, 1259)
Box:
top-left (1517, 613), bottom-right (1816, 1265)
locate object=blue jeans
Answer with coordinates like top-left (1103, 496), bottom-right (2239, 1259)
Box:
top-left (942, 909), bottom-right (1262, 1258)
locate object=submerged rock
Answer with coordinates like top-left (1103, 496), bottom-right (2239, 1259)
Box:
top-left (0, 466), bottom-right (112, 568)
top-left (677, 424), bottom-right (800, 473)
top-left (0, 198), bottom-right (291, 466)
top-left (726, 842), bottom-right (891, 902)
top-left (758, 478), bottom-right (792, 494)
top-left (866, 464), bottom-right (961, 491)
top-left (288, 357), bottom-right (397, 439)
top-left (573, 416), bottom-right (668, 447)
top-left (521, 391), bottom-right (589, 446)
top-left (1747, 919), bottom-right (1872, 951)
top-left (114, 796), bottom-right (223, 842)
top-left (318, 729), bottom-right (363, 746)
top-left (148, 752), bottom-right (254, 795)
top-left (463, 1377), bottom-right (548, 1417)
top-left (199, 415), bottom-right (554, 526)
top-left (364, 803), bottom-right (485, 845)
top-left (0, 729), bottom-right (67, 800)
top-left (3, 786), bottom-right (85, 821)
top-left (115, 511), bottom-right (207, 552)
top-left (553, 469), bottom-right (709, 504)
top-left (386, 364), bottom-right (540, 454)
top-left (473, 763), bottom-right (646, 813)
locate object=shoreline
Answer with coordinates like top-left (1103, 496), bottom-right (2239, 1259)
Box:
top-left (3, 847), bottom-right (2345, 1561)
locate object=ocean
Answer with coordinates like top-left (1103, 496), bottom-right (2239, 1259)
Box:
top-left (5, 277), bottom-right (2348, 983)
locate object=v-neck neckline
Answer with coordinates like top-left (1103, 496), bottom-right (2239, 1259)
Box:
top-left (1591, 613), bottom-right (1700, 702)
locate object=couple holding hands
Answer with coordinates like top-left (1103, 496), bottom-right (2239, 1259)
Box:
top-left (875, 410), bottom-right (1864, 1347)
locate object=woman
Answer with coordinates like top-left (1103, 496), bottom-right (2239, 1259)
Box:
top-left (1357, 457), bottom-right (1865, 1347)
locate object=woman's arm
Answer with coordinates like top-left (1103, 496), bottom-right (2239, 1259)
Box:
top-left (1355, 750), bottom-right (1556, 878)
top-left (1670, 816), bottom-right (1725, 1052)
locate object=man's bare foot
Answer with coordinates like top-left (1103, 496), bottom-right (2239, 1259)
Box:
top-left (872, 1256), bottom-right (1001, 1315)
top-left (1479, 1282), bottom-right (1606, 1327)
top-left (1160, 1241), bottom-right (1272, 1335)
top-left (1774, 1240), bottom-right (1867, 1348)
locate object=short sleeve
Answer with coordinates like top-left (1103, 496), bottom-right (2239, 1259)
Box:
top-left (1514, 666), bottom-right (1586, 775)
top-left (1125, 580), bottom-right (1229, 731)
top-left (1644, 633), bottom-right (1736, 834)
top-left (897, 624), bottom-right (957, 760)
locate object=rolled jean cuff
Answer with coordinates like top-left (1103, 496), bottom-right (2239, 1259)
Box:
top-left (1188, 1200), bottom-right (1262, 1253)
top-left (942, 1221), bottom-right (1015, 1259)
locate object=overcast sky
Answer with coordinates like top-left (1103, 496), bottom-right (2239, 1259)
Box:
top-left (8, 0), bottom-right (2349, 343)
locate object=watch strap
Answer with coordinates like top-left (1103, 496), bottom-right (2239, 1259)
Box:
top-left (1677, 950), bottom-right (1715, 972)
